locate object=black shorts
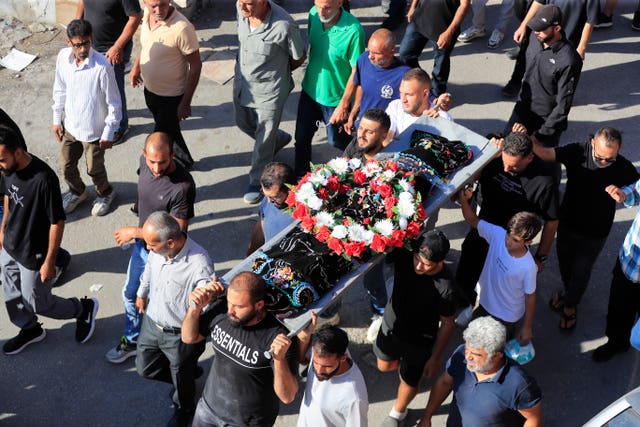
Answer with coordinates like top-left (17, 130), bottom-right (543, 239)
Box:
top-left (373, 320), bottom-right (434, 387)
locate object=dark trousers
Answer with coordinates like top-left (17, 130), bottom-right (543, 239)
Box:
top-left (507, 27), bottom-right (530, 87)
top-left (136, 315), bottom-right (205, 413)
top-left (294, 90), bottom-right (351, 177)
top-left (144, 88), bottom-right (194, 168)
top-left (455, 228), bottom-right (489, 306)
top-left (604, 260), bottom-right (640, 349)
top-left (556, 223), bottom-right (607, 308)
top-left (398, 22), bottom-right (457, 96)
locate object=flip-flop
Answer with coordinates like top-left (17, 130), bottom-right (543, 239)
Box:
top-left (549, 291), bottom-right (565, 312)
top-left (559, 308), bottom-right (577, 331)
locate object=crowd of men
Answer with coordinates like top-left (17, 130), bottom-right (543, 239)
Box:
top-left (1, 0), bottom-right (639, 426)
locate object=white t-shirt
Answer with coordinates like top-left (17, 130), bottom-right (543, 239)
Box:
top-left (477, 220), bottom-right (537, 323)
top-left (385, 98), bottom-right (453, 136)
top-left (297, 355), bottom-right (368, 427)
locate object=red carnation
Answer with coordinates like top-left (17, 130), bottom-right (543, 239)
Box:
top-left (363, 218), bottom-right (371, 225)
top-left (354, 169), bottom-right (367, 185)
top-left (385, 196), bottom-right (397, 218)
top-left (406, 221), bottom-right (421, 238)
top-left (327, 237), bottom-right (344, 255)
top-left (390, 229), bottom-right (406, 247)
top-left (387, 161), bottom-right (398, 172)
top-left (285, 190), bottom-right (297, 208)
top-left (318, 188), bottom-right (329, 200)
top-left (327, 175), bottom-right (340, 191)
top-left (301, 215), bottom-right (316, 231)
top-left (315, 226), bottom-right (329, 242)
top-left (378, 183), bottom-right (392, 199)
top-left (292, 204), bottom-right (308, 220)
top-left (370, 234), bottom-right (387, 253)
top-left (345, 241), bottom-right (366, 258)
top-left (416, 204), bottom-right (427, 221)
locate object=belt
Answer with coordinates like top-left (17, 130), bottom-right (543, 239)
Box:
top-left (152, 319), bottom-right (181, 334)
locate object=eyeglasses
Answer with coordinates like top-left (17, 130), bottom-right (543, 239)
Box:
top-left (70, 40), bottom-right (91, 49)
top-left (593, 152), bottom-right (617, 164)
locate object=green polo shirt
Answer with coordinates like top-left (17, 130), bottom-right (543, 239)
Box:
top-left (301, 7), bottom-right (365, 107)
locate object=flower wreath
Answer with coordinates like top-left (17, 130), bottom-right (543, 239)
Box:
top-left (285, 157), bottom-right (427, 260)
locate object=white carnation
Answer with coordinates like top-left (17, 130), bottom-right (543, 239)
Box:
top-left (307, 195), bottom-right (323, 210)
top-left (382, 169), bottom-right (396, 181)
top-left (331, 225), bottom-right (348, 239)
top-left (328, 158), bottom-right (349, 175)
top-left (347, 224), bottom-right (368, 242)
top-left (348, 158), bottom-right (362, 170)
top-left (397, 191), bottom-right (416, 218)
top-left (315, 211), bottom-right (335, 228)
top-left (398, 178), bottom-right (415, 194)
top-left (309, 168), bottom-right (330, 186)
top-left (374, 219), bottom-right (394, 237)
top-left (399, 216), bottom-right (408, 230)
top-left (296, 182), bottom-right (316, 203)
top-left (363, 162), bottom-right (382, 177)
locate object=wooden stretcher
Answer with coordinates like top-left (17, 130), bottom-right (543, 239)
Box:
top-left (220, 116), bottom-right (499, 336)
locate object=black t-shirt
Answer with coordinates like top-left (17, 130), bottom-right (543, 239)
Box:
top-left (0, 156), bottom-right (65, 270)
top-left (137, 156), bottom-right (196, 227)
top-left (477, 156), bottom-right (560, 227)
top-left (82, 0), bottom-right (141, 51)
top-left (384, 249), bottom-right (456, 342)
top-left (556, 142), bottom-right (639, 238)
top-left (199, 298), bottom-right (298, 426)
top-left (412, 0), bottom-right (461, 41)
top-left (343, 137), bottom-right (361, 159)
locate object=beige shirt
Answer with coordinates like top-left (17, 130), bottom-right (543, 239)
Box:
top-left (139, 7), bottom-right (199, 96)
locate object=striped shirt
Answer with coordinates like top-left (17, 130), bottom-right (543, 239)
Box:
top-left (619, 179), bottom-right (640, 283)
top-left (52, 47), bottom-right (121, 142)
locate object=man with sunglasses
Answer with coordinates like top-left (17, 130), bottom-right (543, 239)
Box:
top-left (533, 127), bottom-right (638, 332)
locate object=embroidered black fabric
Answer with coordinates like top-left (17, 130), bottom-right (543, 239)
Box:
top-left (252, 229), bottom-right (354, 316)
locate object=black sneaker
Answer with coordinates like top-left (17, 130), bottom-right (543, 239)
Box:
top-left (633, 11), bottom-right (640, 31)
top-left (3, 324), bottom-right (46, 355)
top-left (52, 247), bottom-right (71, 288)
top-left (501, 80), bottom-right (521, 99)
top-left (593, 12), bottom-right (613, 28)
top-left (592, 341), bottom-right (629, 362)
top-left (76, 297), bottom-right (99, 343)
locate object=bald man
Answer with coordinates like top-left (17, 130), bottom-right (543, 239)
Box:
top-left (106, 131), bottom-right (196, 364)
top-left (344, 29), bottom-right (411, 135)
top-left (183, 271), bottom-right (299, 427)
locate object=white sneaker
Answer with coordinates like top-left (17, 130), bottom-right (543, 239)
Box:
top-left (457, 26), bottom-right (486, 43)
top-left (487, 29), bottom-right (505, 49)
top-left (62, 189), bottom-right (89, 214)
top-left (91, 190), bottom-right (117, 217)
top-left (455, 305), bottom-right (474, 327)
top-left (367, 315), bottom-right (383, 343)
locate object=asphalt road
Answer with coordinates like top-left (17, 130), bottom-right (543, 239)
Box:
top-left (0, 1), bottom-right (639, 426)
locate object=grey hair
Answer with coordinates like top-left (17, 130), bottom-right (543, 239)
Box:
top-left (145, 211), bottom-right (182, 243)
top-left (463, 316), bottom-right (507, 356)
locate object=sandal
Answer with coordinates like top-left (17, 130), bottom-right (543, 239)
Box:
top-left (549, 291), bottom-right (565, 312)
top-left (559, 307), bottom-right (577, 330)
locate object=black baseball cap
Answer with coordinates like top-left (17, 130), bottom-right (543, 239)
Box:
top-left (527, 5), bottom-right (562, 31)
top-left (418, 230), bottom-right (450, 262)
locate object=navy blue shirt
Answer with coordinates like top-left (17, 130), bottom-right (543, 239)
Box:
top-left (446, 344), bottom-right (541, 427)
top-left (353, 53), bottom-right (409, 125)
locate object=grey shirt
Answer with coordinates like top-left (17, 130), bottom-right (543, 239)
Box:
top-left (137, 237), bottom-right (214, 328)
top-left (233, 0), bottom-right (305, 109)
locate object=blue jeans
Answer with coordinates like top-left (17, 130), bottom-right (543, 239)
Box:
top-left (122, 239), bottom-right (149, 344)
top-left (294, 90), bottom-right (352, 176)
top-left (398, 22), bottom-right (456, 96)
top-left (98, 41), bottom-right (132, 133)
